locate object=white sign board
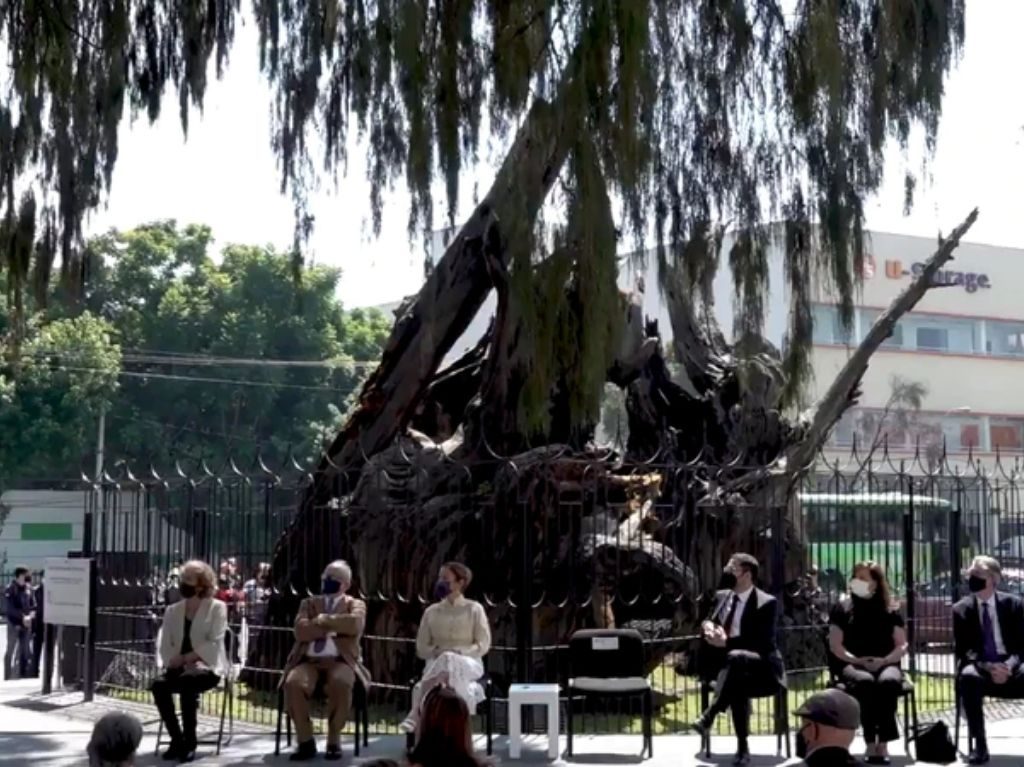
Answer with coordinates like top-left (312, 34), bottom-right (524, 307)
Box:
top-left (592, 637), bottom-right (620, 651)
top-left (43, 557), bottom-right (92, 628)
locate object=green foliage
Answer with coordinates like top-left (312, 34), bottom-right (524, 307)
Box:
top-left (0, 0), bottom-right (967, 417)
top-left (0, 313), bottom-right (120, 482)
top-left (77, 222), bottom-right (391, 469)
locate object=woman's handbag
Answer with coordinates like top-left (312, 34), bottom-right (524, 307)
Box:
top-left (909, 721), bottom-right (957, 764)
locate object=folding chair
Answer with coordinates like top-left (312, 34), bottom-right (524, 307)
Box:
top-left (274, 674), bottom-right (371, 756)
top-left (565, 628), bottom-right (654, 759)
top-left (824, 630), bottom-right (919, 758)
top-left (153, 627), bottom-right (235, 756)
top-left (699, 675), bottom-right (790, 758)
top-left (404, 670), bottom-right (495, 754)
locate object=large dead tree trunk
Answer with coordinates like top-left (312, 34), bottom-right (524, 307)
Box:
top-left (257, 143), bottom-right (977, 685)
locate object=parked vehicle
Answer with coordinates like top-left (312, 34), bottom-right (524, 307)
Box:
top-left (993, 536), bottom-right (1024, 567)
top-left (904, 568), bottom-right (1024, 646)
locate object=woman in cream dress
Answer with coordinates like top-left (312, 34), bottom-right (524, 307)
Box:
top-left (400, 562), bottom-right (491, 733)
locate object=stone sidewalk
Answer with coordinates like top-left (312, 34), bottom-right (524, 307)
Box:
top-left (1, 680), bottom-right (1023, 765)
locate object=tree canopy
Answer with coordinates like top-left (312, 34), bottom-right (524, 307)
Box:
top-left (1, 0), bottom-right (966, 417)
top-left (1, 221), bottom-right (391, 481)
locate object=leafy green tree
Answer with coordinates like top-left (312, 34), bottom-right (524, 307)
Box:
top-left (0, 313), bottom-right (120, 483)
top-left (80, 223), bottom-right (390, 469)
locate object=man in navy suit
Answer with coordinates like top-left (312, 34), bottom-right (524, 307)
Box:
top-left (954, 555), bottom-right (1024, 765)
top-left (692, 553), bottom-right (784, 766)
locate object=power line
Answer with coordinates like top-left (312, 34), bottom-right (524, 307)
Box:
top-left (36, 363), bottom-right (363, 394)
top-left (23, 346), bottom-right (386, 369)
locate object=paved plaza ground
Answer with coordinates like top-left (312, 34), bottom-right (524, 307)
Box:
top-left (0, 679), bottom-right (1023, 766)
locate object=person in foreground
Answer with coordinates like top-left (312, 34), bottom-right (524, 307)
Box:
top-left (828, 561), bottom-right (907, 764)
top-left (954, 555), bottom-right (1024, 765)
top-left (691, 553), bottom-right (784, 766)
top-left (408, 686), bottom-right (488, 767)
top-left (87, 712), bottom-right (143, 767)
top-left (282, 559), bottom-right (369, 762)
top-left (795, 688), bottom-right (862, 766)
top-left (401, 562), bottom-right (492, 733)
top-left (151, 559), bottom-right (229, 763)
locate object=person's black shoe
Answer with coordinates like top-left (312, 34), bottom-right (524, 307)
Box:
top-left (160, 741), bottom-right (183, 761)
top-left (177, 749), bottom-right (196, 764)
top-left (690, 717), bottom-right (709, 738)
top-left (324, 743), bottom-right (343, 761)
top-left (865, 756), bottom-right (891, 765)
top-left (732, 751), bottom-right (751, 766)
top-left (289, 739), bottom-right (318, 762)
top-left (968, 748), bottom-right (990, 765)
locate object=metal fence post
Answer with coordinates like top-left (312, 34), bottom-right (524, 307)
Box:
top-left (82, 484), bottom-right (97, 702)
top-left (903, 470), bottom-right (916, 677)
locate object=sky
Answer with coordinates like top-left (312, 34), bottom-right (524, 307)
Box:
top-left (86, 1), bottom-right (1024, 311)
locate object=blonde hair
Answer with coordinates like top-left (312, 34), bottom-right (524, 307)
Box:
top-left (181, 560), bottom-right (216, 599)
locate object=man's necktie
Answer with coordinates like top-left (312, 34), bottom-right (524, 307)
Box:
top-left (722, 595), bottom-right (739, 637)
top-left (312, 599), bottom-right (334, 653)
top-left (982, 601), bottom-right (999, 662)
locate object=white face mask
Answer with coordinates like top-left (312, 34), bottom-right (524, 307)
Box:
top-left (849, 578), bottom-right (874, 599)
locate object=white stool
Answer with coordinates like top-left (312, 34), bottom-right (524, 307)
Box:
top-left (508, 683), bottom-right (560, 760)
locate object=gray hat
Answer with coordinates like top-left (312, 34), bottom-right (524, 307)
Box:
top-left (87, 712), bottom-right (143, 764)
top-left (794, 689), bottom-right (861, 730)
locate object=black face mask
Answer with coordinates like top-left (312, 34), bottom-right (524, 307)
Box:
top-left (178, 583), bottom-right (197, 599)
top-left (720, 570), bottom-right (738, 590)
top-left (968, 575), bottom-right (988, 594)
top-left (795, 724), bottom-right (813, 759)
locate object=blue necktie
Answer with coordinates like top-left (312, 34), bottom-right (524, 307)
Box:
top-left (312, 599), bottom-right (333, 653)
top-left (982, 602), bottom-right (999, 662)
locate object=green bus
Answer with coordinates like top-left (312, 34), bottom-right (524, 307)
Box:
top-left (799, 492), bottom-right (952, 594)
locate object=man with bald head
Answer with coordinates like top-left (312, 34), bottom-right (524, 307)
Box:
top-left (282, 560), bottom-right (369, 761)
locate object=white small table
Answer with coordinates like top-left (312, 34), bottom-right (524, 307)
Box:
top-left (508, 683), bottom-right (561, 760)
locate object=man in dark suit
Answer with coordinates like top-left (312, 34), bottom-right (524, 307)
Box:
top-left (692, 552), bottom-right (784, 766)
top-left (954, 555), bottom-right (1024, 765)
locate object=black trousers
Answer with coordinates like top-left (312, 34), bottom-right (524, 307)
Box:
top-left (959, 662), bottom-right (1024, 745)
top-left (702, 649), bottom-right (777, 742)
top-left (151, 668), bottom-right (220, 747)
top-left (840, 664), bottom-right (903, 743)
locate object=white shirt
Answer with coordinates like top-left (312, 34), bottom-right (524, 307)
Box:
top-left (977, 595), bottom-right (1007, 656)
top-left (306, 596), bottom-right (342, 659)
top-left (720, 587), bottom-right (755, 639)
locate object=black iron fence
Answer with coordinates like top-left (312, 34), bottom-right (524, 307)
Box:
top-left (21, 448), bottom-right (1024, 737)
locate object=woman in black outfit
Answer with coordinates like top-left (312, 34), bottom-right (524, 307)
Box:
top-left (828, 560), bottom-right (908, 765)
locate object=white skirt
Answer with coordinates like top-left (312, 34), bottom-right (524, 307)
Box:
top-left (422, 651), bottom-right (486, 709)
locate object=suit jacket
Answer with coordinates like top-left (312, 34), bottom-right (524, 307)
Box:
top-left (953, 591), bottom-right (1024, 670)
top-left (281, 594), bottom-right (370, 689)
top-left (159, 598), bottom-right (229, 676)
top-left (708, 587), bottom-right (785, 683)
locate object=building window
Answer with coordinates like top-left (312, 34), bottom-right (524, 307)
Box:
top-left (987, 321), bottom-right (1024, 357)
top-left (991, 420), bottom-right (1024, 451)
top-left (812, 305), bottom-right (853, 345)
top-left (860, 309), bottom-right (903, 348)
top-left (916, 326), bottom-right (948, 350)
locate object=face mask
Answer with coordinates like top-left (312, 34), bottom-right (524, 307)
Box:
top-left (795, 724), bottom-right (814, 759)
top-left (968, 575), bottom-right (988, 593)
top-left (849, 578), bottom-right (873, 599)
top-left (178, 583), bottom-right (197, 599)
top-left (434, 580), bottom-right (452, 601)
top-left (720, 570), bottom-right (738, 590)
top-left (322, 578), bottom-right (342, 595)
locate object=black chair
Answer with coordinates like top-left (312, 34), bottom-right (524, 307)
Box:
top-left (274, 675), bottom-right (371, 756)
top-left (951, 668), bottom-right (1024, 756)
top-left (154, 628), bottom-right (235, 757)
top-left (565, 628), bottom-right (654, 759)
top-left (823, 631), bottom-right (919, 759)
top-left (403, 672), bottom-right (495, 755)
top-left (698, 676), bottom-right (790, 758)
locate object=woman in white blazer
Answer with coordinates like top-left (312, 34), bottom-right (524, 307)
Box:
top-left (151, 559), bottom-right (228, 762)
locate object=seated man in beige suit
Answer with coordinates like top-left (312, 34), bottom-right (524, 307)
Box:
top-left (282, 560), bottom-right (369, 762)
